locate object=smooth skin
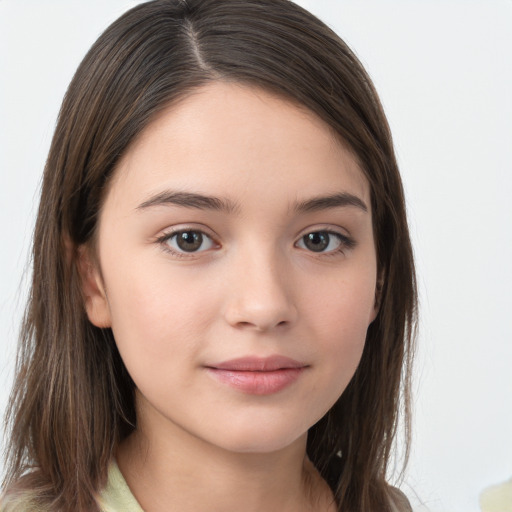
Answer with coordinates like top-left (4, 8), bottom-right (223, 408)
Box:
top-left (80, 82), bottom-right (378, 511)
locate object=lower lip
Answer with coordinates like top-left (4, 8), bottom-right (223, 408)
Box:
top-left (206, 368), bottom-right (304, 395)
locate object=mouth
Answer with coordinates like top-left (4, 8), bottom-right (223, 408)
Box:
top-left (205, 356), bottom-right (308, 395)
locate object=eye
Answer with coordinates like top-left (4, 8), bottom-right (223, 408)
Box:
top-left (296, 230), bottom-right (353, 253)
top-left (163, 230), bottom-right (216, 254)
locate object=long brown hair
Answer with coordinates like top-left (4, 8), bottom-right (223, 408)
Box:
top-left (2, 1), bottom-right (417, 510)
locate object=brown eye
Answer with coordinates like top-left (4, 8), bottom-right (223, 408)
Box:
top-left (165, 230), bottom-right (215, 253)
top-left (296, 230), bottom-right (353, 253)
top-left (302, 232), bottom-right (330, 252)
top-left (176, 231), bottom-right (203, 252)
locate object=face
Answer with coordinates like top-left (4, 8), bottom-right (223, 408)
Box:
top-left (82, 82), bottom-right (378, 454)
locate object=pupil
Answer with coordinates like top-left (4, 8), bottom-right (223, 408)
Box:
top-left (304, 232), bottom-right (328, 252)
top-left (177, 231), bottom-right (203, 252)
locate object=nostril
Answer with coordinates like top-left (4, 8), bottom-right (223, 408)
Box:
top-left (231, 318), bottom-right (290, 332)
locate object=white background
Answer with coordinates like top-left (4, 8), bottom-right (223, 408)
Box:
top-left (1, 1), bottom-right (511, 511)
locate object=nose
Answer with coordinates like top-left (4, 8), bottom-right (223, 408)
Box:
top-left (223, 249), bottom-right (298, 332)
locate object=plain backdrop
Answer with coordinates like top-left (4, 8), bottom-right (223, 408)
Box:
top-left (1, 1), bottom-right (511, 511)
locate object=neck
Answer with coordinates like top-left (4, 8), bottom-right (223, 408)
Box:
top-left (116, 399), bottom-right (334, 512)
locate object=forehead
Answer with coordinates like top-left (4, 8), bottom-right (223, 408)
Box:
top-left (106, 81), bottom-right (370, 212)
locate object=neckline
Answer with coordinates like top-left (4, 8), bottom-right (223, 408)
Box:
top-left (98, 459), bottom-right (145, 512)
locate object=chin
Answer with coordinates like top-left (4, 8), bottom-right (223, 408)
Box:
top-left (205, 419), bottom-right (309, 455)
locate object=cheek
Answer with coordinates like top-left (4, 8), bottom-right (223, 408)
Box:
top-left (313, 303), bottom-right (368, 383)
top-left (305, 261), bottom-right (376, 335)
top-left (302, 267), bottom-right (376, 392)
top-left (102, 255), bottom-right (220, 367)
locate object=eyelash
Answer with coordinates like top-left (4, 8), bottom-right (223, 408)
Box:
top-left (155, 227), bottom-right (356, 258)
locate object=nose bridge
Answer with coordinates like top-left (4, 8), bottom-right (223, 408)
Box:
top-left (223, 239), bottom-right (297, 331)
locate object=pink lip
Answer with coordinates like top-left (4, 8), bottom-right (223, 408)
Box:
top-left (205, 356), bottom-right (307, 395)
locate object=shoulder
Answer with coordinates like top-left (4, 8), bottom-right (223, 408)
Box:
top-left (98, 460), bottom-right (144, 512)
top-left (388, 486), bottom-right (412, 512)
top-left (1, 461), bottom-right (143, 512)
top-left (0, 492), bottom-right (43, 512)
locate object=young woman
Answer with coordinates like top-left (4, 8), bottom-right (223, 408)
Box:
top-left (1, 0), bottom-right (417, 510)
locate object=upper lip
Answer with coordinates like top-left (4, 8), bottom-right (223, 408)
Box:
top-left (206, 355), bottom-right (307, 372)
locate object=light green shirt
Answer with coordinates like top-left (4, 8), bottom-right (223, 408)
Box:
top-left (98, 461), bottom-right (144, 512)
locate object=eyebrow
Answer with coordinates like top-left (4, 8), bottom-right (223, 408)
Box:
top-left (137, 191), bottom-right (240, 213)
top-left (294, 192), bottom-right (368, 213)
top-left (136, 189), bottom-right (368, 214)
